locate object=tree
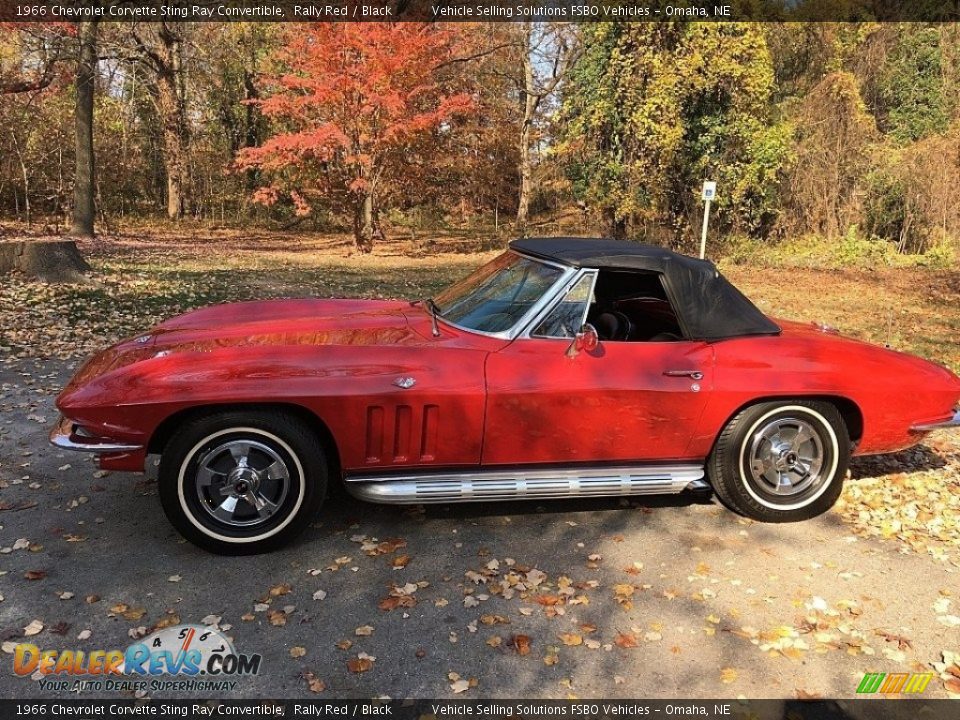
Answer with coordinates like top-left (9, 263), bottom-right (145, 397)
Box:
top-left (70, 20), bottom-right (97, 238)
top-left (875, 25), bottom-right (953, 143)
top-left (513, 22), bottom-right (579, 234)
top-left (0, 23), bottom-right (68, 95)
top-left (237, 23), bottom-right (473, 253)
top-left (0, 22), bottom-right (90, 281)
top-left (783, 72), bottom-right (879, 240)
top-left (557, 22), bottom-right (787, 244)
top-left (129, 22), bottom-right (192, 220)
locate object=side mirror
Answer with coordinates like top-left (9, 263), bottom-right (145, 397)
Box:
top-left (566, 323), bottom-right (600, 358)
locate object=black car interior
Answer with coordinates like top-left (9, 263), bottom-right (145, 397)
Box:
top-left (587, 270), bottom-right (685, 342)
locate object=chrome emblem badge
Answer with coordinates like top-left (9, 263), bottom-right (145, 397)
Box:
top-left (393, 377), bottom-right (416, 389)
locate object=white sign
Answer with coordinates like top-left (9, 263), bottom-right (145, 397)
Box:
top-left (702, 181), bottom-right (717, 201)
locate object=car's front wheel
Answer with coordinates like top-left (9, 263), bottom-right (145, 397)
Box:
top-left (708, 400), bottom-right (850, 522)
top-left (158, 410), bottom-right (327, 554)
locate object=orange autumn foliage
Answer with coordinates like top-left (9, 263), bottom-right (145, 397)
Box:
top-left (237, 23), bottom-right (474, 252)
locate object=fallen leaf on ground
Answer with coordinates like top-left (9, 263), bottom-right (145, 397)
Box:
top-left (512, 634), bottom-right (531, 656)
top-left (347, 656), bottom-right (373, 673)
top-left (450, 679), bottom-right (470, 694)
top-left (303, 671), bottom-right (325, 693)
top-left (480, 614), bottom-right (509, 626)
top-left (534, 594), bottom-right (563, 606)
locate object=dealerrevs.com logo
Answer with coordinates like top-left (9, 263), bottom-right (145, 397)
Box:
top-left (14, 624), bottom-right (262, 693)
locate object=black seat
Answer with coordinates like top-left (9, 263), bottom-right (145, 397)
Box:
top-left (594, 311), bottom-right (632, 341)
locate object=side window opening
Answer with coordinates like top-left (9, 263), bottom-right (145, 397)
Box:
top-left (587, 270), bottom-right (684, 342)
top-left (532, 273), bottom-right (594, 339)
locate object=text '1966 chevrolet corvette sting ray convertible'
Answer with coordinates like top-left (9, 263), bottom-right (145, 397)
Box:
top-left (51, 238), bottom-right (960, 554)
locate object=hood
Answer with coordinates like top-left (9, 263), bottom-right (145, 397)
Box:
top-left (61, 299), bottom-right (420, 394)
top-left (150, 298), bottom-right (416, 349)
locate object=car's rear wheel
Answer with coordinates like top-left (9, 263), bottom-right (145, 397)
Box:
top-left (708, 400), bottom-right (849, 522)
top-left (158, 410), bottom-right (327, 554)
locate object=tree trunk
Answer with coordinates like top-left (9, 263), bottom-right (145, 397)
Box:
top-left (515, 23), bottom-right (537, 236)
top-left (604, 207), bottom-right (627, 240)
top-left (0, 239), bottom-right (91, 283)
top-left (354, 191), bottom-right (379, 254)
top-left (154, 23), bottom-right (190, 221)
top-left (70, 20), bottom-right (98, 239)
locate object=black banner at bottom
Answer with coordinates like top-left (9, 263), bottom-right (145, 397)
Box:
top-left (1, 699), bottom-right (957, 720)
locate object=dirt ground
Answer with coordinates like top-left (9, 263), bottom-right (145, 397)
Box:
top-left (1, 230), bottom-right (958, 700)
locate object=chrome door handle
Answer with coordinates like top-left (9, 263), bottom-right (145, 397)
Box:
top-left (663, 370), bottom-right (703, 381)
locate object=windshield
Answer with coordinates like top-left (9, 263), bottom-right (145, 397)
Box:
top-left (433, 252), bottom-right (564, 334)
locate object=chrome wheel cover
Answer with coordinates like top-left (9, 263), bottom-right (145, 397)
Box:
top-left (746, 417), bottom-right (825, 501)
top-left (193, 439), bottom-right (291, 528)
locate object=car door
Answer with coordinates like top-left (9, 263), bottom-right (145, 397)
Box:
top-left (482, 271), bottom-right (715, 465)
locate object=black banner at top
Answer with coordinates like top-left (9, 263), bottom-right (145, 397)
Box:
top-left (0, 699), bottom-right (959, 719)
top-left (1, 0), bottom-right (959, 23)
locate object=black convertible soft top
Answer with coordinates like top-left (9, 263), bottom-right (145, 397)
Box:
top-left (510, 237), bottom-right (781, 341)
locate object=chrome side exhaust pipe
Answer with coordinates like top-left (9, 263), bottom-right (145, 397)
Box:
top-left (345, 465), bottom-right (707, 505)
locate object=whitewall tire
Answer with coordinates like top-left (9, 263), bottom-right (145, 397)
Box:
top-left (707, 400), bottom-right (850, 522)
top-left (158, 410), bottom-right (327, 554)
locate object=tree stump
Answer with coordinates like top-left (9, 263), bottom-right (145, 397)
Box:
top-left (0, 238), bottom-right (91, 283)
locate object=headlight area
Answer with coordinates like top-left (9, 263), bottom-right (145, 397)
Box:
top-left (49, 416), bottom-right (147, 472)
top-left (49, 416), bottom-right (143, 454)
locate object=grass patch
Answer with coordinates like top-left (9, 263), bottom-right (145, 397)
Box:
top-left (1, 228), bottom-right (958, 376)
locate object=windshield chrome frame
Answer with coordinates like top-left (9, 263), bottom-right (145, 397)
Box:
top-left (433, 250), bottom-right (576, 340)
top-left (521, 268), bottom-right (599, 340)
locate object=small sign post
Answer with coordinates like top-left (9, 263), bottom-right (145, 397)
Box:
top-left (700, 181), bottom-right (716, 260)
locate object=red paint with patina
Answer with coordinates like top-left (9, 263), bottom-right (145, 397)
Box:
top-left (56, 297), bottom-right (960, 476)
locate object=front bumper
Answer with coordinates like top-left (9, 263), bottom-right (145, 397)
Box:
top-left (910, 409), bottom-right (960, 433)
top-left (49, 416), bottom-right (143, 454)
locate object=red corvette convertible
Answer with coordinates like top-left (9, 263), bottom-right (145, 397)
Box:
top-left (51, 238), bottom-right (960, 554)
